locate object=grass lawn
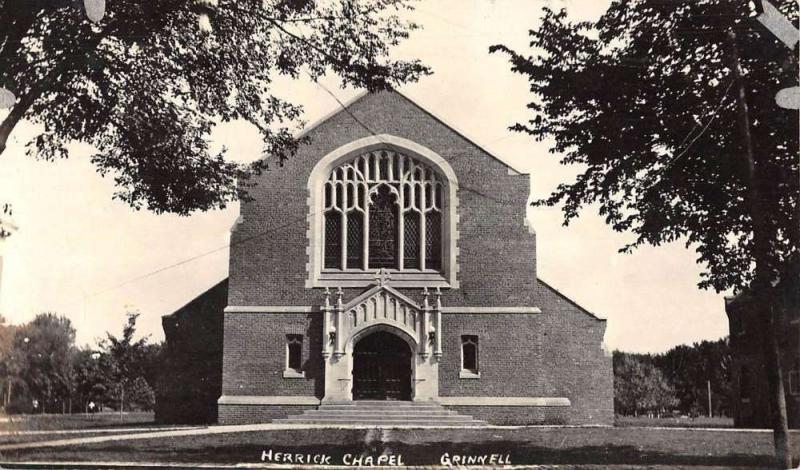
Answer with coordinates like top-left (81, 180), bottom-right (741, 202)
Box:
top-left (0, 412), bottom-right (158, 432)
top-left (2, 427), bottom-right (798, 467)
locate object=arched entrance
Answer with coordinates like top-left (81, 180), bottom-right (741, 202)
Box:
top-left (352, 331), bottom-right (412, 400)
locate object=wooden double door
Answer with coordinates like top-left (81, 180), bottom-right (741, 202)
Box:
top-left (352, 331), bottom-right (412, 401)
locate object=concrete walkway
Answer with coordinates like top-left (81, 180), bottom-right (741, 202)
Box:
top-left (0, 422), bottom-right (513, 451)
top-left (0, 421), bottom-right (795, 452)
top-left (0, 426), bottom-right (201, 436)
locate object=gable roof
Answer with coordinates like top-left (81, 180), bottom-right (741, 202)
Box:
top-left (163, 278), bottom-right (228, 320)
top-left (295, 89), bottom-right (528, 176)
top-left (538, 277), bottom-right (606, 321)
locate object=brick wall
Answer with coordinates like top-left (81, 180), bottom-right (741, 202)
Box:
top-left (227, 91), bottom-right (536, 308)
top-left (221, 313), bottom-right (324, 398)
top-left (218, 404), bottom-right (314, 424)
top-left (446, 405), bottom-right (569, 426)
top-left (157, 280), bottom-right (226, 424)
top-left (439, 291), bottom-right (613, 425)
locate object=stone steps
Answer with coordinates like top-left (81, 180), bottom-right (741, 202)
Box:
top-left (274, 400), bottom-right (487, 427)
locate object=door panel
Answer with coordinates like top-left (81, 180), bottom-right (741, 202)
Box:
top-left (352, 331), bottom-right (412, 400)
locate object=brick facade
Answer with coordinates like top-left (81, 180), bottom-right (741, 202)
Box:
top-left (156, 280), bottom-right (226, 424)
top-left (164, 91), bottom-right (613, 425)
top-left (725, 257), bottom-right (800, 429)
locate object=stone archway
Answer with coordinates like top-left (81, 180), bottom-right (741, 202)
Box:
top-left (320, 284), bottom-right (440, 403)
top-left (352, 331), bottom-right (412, 401)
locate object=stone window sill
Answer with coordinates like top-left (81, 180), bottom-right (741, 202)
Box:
top-left (283, 369), bottom-right (305, 379)
top-left (459, 370), bottom-right (480, 379)
top-left (313, 271), bottom-right (451, 288)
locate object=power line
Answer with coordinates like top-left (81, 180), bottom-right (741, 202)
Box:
top-left (65, 84), bottom-right (528, 306)
top-left (310, 78), bottom-right (517, 205)
top-left (643, 79), bottom-right (734, 193)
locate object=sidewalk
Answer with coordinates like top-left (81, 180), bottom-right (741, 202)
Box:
top-left (0, 422), bottom-right (794, 451)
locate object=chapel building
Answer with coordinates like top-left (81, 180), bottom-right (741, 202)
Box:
top-left (158, 91), bottom-right (613, 426)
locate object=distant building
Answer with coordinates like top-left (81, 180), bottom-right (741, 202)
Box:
top-left (158, 91), bottom-right (613, 425)
top-left (725, 257), bottom-right (799, 429)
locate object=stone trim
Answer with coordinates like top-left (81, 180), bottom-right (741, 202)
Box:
top-left (224, 306), bottom-right (317, 313)
top-left (441, 307), bottom-right (542, 314)
top-left (224, 305), bottom-right (542, 314)
top-left (438, 397), bottom-right (571, 407)
top-left (459, 370), bottom-right (481, 379)
top-left (343, 284), bottom-right (423, 311)
top-left (217, 395), bottom-right (320, 405)
top-left (282, 370), bottom-right (306, 379)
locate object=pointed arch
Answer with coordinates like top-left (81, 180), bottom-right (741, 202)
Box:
top-left (306, 134), bottom-right (459, 288)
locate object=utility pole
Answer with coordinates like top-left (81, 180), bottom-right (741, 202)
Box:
top-left (726, 29), bottom-right (792, 470)
top-left (0, 215), bottom-right (17, 408)
top-left (0, 214), bottom-right (18, 305)
top-left (707, 380), bottom-right (712, 418)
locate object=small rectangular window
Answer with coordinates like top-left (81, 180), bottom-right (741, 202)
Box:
top-left (461, 335), bottom-right (479, 374)
top-left (287, 334), bottom-right (303, 372)
top-left (740, 366), bottom-right (751, 401)
top-left (731, 313), bottom-right (745, 335)
top-left (790, 370), bottom-right (800, 396)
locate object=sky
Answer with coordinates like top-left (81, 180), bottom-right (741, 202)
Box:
top-left (0, 0), bottom-right (730, 353)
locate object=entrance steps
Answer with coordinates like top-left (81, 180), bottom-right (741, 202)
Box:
top-left (274, 400), bottom-right (487, 427)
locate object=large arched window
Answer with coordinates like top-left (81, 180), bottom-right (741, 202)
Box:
top-left (322, 149), bottom-right (444, 272)
top-left (306, 134), bottom-right (459, 289)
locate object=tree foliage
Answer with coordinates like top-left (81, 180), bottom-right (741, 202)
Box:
top-left (654, 338), bottom-right (732, 417)
top-left (614, 338), bottom-right (732, 417)
top-left (490, 0), bottom-right (798, 293)
top-left (0, 315), bottom-right (19, 406)
top-left (2, 311), bottom-right (162, 413)
top-left (613, 352), bottom-right (678, 416)
top-left (9, 313), bottom-right (76, 411)
top-left (0, 0), bottom-right (429, 214)
top-left (99, 312), bottom-right (157, 410)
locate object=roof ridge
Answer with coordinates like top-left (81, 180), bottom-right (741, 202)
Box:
top-left (292, 89), bottom-right (528, 175)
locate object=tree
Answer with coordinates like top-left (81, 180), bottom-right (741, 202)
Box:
top-left (613, 352), bottom-right (677, 417)
top-left (491, 1), bottom-right (797, 466)
top-left (655, 338), bottom-right (732, 417)
top-left (0, 315), bottom-right (19, 408)
top-left (0, 0), bottom-right (429, 214)
top-left (9, 313), bottom-right (76, 412)
top-left (99, 312), bottom-right (155, 412)
top-left (72, 348), bottom-right (108, 412)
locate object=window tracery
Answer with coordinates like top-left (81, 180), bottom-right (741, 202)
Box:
top-left (322, 150), bottom-right (444, 272)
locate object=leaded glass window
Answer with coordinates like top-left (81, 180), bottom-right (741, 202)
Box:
top-left (461, 335), bottom-right (478, 373)
top-left (368, 185), bottom-right (398, 268)
top-left (322, 149), bottom-right (445, 272)
top-left (287, 334), bottom-right (303, 372)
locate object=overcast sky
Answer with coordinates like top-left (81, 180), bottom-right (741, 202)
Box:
top-left (0, 0), bottom-right (730, 353)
